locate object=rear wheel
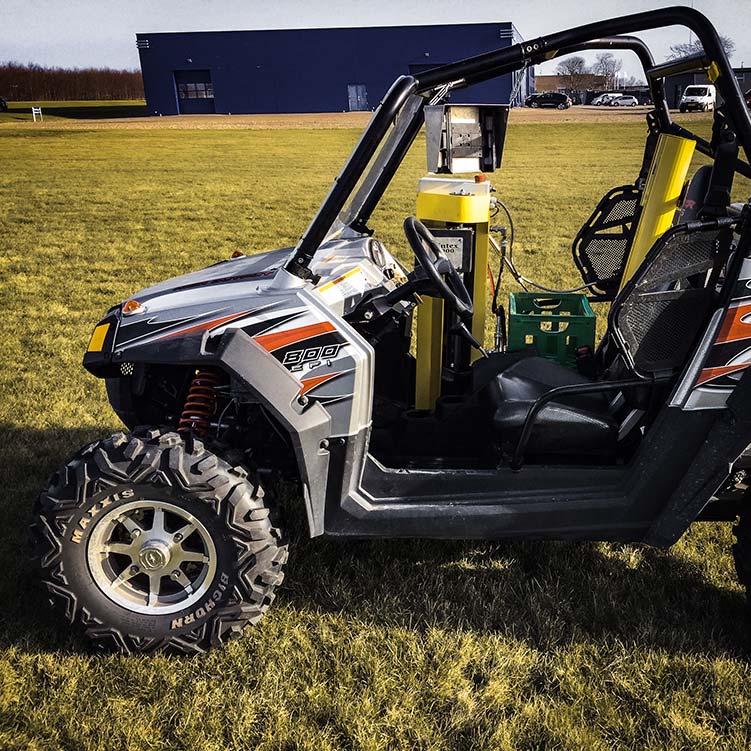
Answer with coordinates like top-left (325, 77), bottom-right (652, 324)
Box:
top-left (557, 103), bottom-right (566, 110)
top-left (732, 511), bottom-right (751, 606)
top-left (31, 428), bottom-right (288, 654)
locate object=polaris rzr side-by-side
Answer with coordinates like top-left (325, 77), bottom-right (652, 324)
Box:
top-left (32, 7), bottom-right (751, 654)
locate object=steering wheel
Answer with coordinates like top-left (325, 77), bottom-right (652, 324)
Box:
top-left (403, 216), bottom-right (473, 323)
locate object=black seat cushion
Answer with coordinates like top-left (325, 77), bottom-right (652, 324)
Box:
top-left (478, 353), bottom-right (618, 456)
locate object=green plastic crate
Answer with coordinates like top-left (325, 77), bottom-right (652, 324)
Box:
top-left (507, 292), bottom-right (596, 367)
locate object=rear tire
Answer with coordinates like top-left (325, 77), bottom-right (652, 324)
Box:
top-left (732, 511), bottom-right (751, 604)
top-left (30, 428), bottom-right (288, 654)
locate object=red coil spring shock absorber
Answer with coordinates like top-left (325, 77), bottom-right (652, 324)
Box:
top-left (178, 369), bottom-right (222, 436)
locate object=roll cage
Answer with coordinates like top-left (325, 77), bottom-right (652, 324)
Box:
top-left (283, 5), bottom-right (751, 280)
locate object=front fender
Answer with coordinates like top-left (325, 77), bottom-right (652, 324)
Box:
top-left (216, 329), bottom-right (332, 537)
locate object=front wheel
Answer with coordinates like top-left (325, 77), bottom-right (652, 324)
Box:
top-left (31, 428), bottom-right (288, 654)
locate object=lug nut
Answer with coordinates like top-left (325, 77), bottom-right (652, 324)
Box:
top-left (170, 570), bottom-right (181, 580)
top-left (174, 533), bottom-right (183, 542)
top-left (130, 565), bottom-right (139, 573)
top-left (131, 529), bottom-right (141, 538)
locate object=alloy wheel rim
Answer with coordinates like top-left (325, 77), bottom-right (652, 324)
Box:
top-left (86, 498), bottom-right (217, 615)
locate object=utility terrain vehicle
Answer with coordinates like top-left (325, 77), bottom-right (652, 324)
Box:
top-left (32, 7), bottom-right (751, 654)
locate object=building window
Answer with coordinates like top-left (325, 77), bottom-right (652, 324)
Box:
top-left (178, 81), bottom-right (214, 100)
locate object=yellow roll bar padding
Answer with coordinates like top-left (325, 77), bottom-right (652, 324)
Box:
top-left (619, 133), bottom-right (695, 291)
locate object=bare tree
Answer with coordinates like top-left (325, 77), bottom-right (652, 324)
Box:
top-left (0, 61), bottom-right (144, 101)
top-left (621, 75), bottom-right (645, 87)
top-left (668, 35), bottom-right (735, 61)
top-left (555, 55), bottom-right (588, 92)
top-left (591, 53), bottom-right (623, 90)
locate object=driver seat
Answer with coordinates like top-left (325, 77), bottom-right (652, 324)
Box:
top-left (474, 352), bottom-right (618, 456)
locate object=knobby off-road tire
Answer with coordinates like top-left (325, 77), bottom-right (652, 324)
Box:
top-left (30, 428), bottom-right (288, 654)
top-left (732, 511), bottom-right (751, 605)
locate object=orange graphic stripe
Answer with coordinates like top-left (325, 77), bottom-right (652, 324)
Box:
top-left (299, 372), bottom-right (341, 395)
top-left (254, 321), bottom-right (335, 352)
top-left (159, 310), bottom-right (252, 340)
top-left (696, 363), bottom-right (751, 385)
top-left (716, 302), bottom-right (751, 344)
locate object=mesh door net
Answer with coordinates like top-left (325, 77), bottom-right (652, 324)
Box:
top-left (611, 225), bottom-right (733, 377)
top-left (572, 185), bottom-right (641, 300)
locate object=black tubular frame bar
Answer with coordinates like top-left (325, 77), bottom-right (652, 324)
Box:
top-left (510, 375), bottom-right (673, 470)
top-left (284, 74), bottom-right (418, 279)
top-left (646, 52), bottom-right (710, 79)
top-left (285, 6), bottom-right (751, 276)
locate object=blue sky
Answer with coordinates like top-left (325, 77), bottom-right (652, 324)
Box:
top-left (3, 0), bottom-right (749, 80)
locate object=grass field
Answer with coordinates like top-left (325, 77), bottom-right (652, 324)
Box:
top-left (2, 108), bottom-right (751, 750)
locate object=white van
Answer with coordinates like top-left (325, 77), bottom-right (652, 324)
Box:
top-left (679, 84), bottom-right (716, 112)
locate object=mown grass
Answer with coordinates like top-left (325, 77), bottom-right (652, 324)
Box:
top-left (2, 114), bottom-right (751, 750)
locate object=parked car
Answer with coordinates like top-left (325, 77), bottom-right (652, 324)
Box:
top-left (524, 91), bottom-right (571, 109)
top-left (592, 92), bottom-right (619, 105)
top-left (0, 97), bottom-right (7, 112)
top-left (679, 84), bottom-right (716, 112)
top-left (609, 95), bottom-right (639, 107)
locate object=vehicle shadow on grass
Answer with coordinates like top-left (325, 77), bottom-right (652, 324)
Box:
top-left (1, 424), bottom-right (749, 659)
top-left (0, 424), bottom-right (114, 655)
top-left (282, 502), bottom-right (751, 659)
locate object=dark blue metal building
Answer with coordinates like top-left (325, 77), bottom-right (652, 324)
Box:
top-left (135, 22), bottom-right (531, 116)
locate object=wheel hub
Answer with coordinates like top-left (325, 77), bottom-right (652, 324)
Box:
top-left (86, 498), bottom-right (217, 615)
top-left (138, 541), bottom-right (171, 571)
